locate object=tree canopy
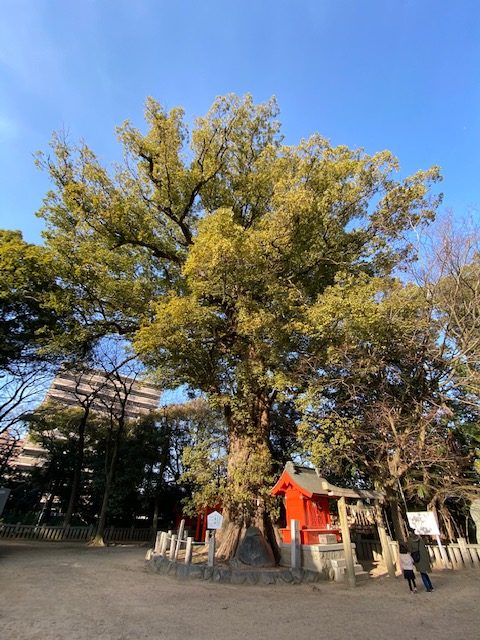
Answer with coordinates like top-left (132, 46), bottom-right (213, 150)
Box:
top-left (0, 229), bottom-right (61, 367)
top-left (32, 94), bottom-right (450, 555)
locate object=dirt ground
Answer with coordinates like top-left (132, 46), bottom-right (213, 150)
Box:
top-left (1, 541), bottom-right (479, 640)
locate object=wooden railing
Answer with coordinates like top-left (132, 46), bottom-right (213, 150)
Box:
top-left (0, 523), bottom-right (153, 543)
top-left (354, 535), bottom-right (480, 571)
top-left (427, 539), bottom-right (480, 569)
top-left (104, 527), bottom-right (153, 543)
top-left (151, 519), bottom-right (208, 565)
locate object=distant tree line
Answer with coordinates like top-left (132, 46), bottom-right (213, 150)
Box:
top-left (3, 391), bottom-right (222, 538)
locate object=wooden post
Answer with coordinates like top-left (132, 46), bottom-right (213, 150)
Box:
top-left (431, 542), bottom-right (442, 568)
top-left (159, 532), bottom-right (168, 556)
top-left (457, 538), bottom-right (471, 568)
top-left (450, 544), bottom-right (462, 568)
top-left (435, 535), bottom-right (450, 569)
top-left (374, 501), bottom-right (396, 578)
top-left (290, 519), bottom-right (301, 569)
top-left (207, 531), bottom-right (216, 567)
top-left (159, 531), bottom-right (167, 555)
top-left (185, 536), bottom-right (193, 565)
top-left (470, 545), bottom-right (480, 567)
top-left (174, 519), bottom-right (185, 560)
top-left (177, 519), bottom-right (185, 542)
top-left (387, 536), bottom-right (400, 572)
top-left (154, 531), bottom-right (163, 553)
top-left (338, 497), bottom-right (356, 588)
top-left (169, 534), bottom-right (177, 560)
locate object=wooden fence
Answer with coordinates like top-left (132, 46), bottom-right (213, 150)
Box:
top-left (354, 535), bottom-right (480, 570)
top-left (353, 537), bottom-right (383, 562)
top-left (387, 538), bottom-right (480, 570)
top-left (0, 523), bottom-right (153, 543)
top-left (151, 519), bottom-right (208, 565)
top-left (427, 538), bottom-right (480, 569)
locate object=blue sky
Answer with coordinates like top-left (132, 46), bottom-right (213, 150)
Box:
top-left (1, 0), bottom-right (479, 242)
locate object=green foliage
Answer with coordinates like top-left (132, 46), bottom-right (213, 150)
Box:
top-left (297, 414), bottom-right (357, 475)
top-left (181, 438), bottom-right (226, 516)
top-left (0, 230), bottom-right (61, 367)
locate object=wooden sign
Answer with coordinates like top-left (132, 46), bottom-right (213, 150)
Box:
top-left (407, 511), bottom-right (440, 536)
top-left (207, 510), bottom-right (223, 530)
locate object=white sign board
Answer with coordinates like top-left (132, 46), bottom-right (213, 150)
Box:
top-left (470, 499), bottom-right (480, 544)
top-left (407, 511), bottom-right (440, 536)
top-left (206, 510), bottom-right (223, 530)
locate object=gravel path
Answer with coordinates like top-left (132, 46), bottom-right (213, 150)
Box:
top-left (1, 540), bottom-right (479, 640)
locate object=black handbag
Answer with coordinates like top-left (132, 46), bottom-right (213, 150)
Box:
top-left (411, 540), bottom-right (421, 563)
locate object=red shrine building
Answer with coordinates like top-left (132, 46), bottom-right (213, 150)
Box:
top-left (271, 462), bottom-right (381, 545)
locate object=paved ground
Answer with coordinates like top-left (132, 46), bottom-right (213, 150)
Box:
top-left (1, 541), bottom-right (479, 640)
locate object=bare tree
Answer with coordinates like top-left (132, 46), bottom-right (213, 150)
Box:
top-left (31, 340), bottom-right (152, 529)
top-left (412, 214), bottom-right (480, 401)
top-left (407, 214), bottom-right (480, 533)
top-left (0, 362), bottom-right (53, 437)
top-left (89, 353), bottom-right (145, 546)
top-left (0, 428), bottom-right (22, 478)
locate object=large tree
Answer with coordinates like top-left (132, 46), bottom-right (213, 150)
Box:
top-left (37, 95), bottom-right (441, 556)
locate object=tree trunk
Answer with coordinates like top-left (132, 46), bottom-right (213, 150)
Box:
top-left (90, 433), bottom-right (120, 546)
top-left (63, 407), bottom-right (89, 527)
top-left (38, 495), bottom-right (54, 526)
top-left (439, 504), bottom-right (456, 541)
top-left (151, 434), bottom-right (170, 535)
top-left (152, 495), bottom-right (159, 534)
top-left (385, 487), bottom-right (407, 541)
top-left (216, 395), bottom-right (278, 561)
top-left (38, 479), bottom-right (59, 525)
top-left (216, 516), bottom-right (246, 560)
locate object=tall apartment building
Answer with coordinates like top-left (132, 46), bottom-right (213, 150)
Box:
top-left (44, 368), bottom-right (162, 420)
top-left (7, 368), bottom-right (161, 473)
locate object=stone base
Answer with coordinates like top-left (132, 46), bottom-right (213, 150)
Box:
top-left (278, 543), bottom-right (369, 582)
top-left (147, 553), bottom-right (324, 585)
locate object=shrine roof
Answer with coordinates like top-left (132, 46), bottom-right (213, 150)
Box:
top-left (271, 461), bottom-right (383, 500)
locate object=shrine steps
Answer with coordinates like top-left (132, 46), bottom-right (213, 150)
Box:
top-left (329, 558), bottom-right (370, 583)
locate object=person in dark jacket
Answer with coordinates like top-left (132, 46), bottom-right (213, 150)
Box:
top-left (407, 530), bottom-right (434, 592)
